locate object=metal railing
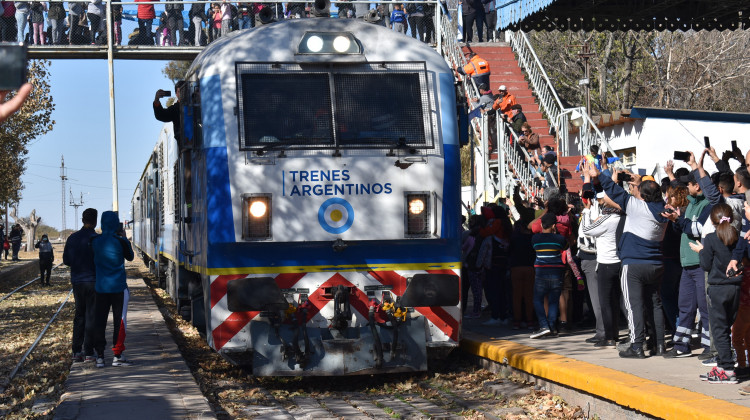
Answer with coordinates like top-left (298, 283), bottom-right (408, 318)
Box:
top-left (506, 31), bottom-right (622, 167)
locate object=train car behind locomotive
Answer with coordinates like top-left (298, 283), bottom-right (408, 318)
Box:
top-left (132, 16), bottom-right (462, 376)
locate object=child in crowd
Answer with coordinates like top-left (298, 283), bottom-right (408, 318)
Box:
top-left (530, 213), bottom-right (568, 338)
top-left (693, 204), bottom-right (742, 383)
top-left (390, 4), bottom-right (407, 34)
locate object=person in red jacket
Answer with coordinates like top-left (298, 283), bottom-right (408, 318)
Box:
top-left (492, 85), bottom-right (517, 120)
top-left (136, 0), bottom-right (158, 42)
top-left (456, 52), bottom-right (491, 89)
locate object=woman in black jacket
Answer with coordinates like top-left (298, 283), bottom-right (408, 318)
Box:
top-left (693, 203), bottom-right (742, 384)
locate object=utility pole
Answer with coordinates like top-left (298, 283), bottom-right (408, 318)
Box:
top-left (69, 189), bottom-right (84, 231)
top-left (60, 155), bottom-right (67, 237)
top-left (576, 42), bottom-right (595, 119)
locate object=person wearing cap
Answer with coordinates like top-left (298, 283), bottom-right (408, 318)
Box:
top-left (64, 208), bottom-right (99, 363)
top-left (491, 85), bottom-right (517, 120)
top-left (661, 151), bottom-right (713, 359)
top-left (509, 104), bottom-right (526, 134)
top-left (456, 52), bottom-right (491, 89)
top-left (35, 233), bottom-right (54, 286)
top-left (580, 162), bottom-right (624, 348)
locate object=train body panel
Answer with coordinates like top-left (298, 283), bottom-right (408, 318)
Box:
top-left (133, 18), bottom-right (462, 375)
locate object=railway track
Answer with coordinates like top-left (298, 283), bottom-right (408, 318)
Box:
top-left (140, 263), bottom-right (584, 419)
top-left (0, 261), bottom-right (75, 418)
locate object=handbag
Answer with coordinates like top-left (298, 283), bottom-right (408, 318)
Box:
top-left (3, 240), bottom-right (9, 251)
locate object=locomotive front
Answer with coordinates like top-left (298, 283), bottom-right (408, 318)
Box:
top-left (187, 18), bottom-right (461, 375)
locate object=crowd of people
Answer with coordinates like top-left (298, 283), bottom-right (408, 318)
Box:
top-left (462, 143), bottom-right (750, 389)
top-left (0, 0), bottom-right (444, 46)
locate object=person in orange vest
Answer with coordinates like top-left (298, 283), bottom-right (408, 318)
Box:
top-left (455, 52), bottom-right (491, 88)
top-left (492, 85), bottom-right (517, 120)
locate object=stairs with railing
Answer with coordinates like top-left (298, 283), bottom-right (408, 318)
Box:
top-left (439, 13), bottom-right (622, 205)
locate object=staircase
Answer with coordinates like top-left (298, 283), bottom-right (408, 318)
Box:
top-left (439, 14), bottom-right (618, 205)
top-left (463, 44), bottom-right (556, 156)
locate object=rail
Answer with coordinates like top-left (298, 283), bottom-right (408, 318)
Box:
top-left (506, 31), bottom-right (622, 166)
top-left (8, 288), bottom-right (73, 381)
top-left (23, 0), bottom-right (443, 59)
top-left (0, 262), bottom-right (64, 304)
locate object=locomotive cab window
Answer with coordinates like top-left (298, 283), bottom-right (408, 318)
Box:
top-left (236, 62), bottom-right (434, 152)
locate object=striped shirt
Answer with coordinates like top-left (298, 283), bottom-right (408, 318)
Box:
top-left (531, 233), bottom-right (566, 272)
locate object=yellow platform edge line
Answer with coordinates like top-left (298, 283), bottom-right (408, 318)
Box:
top-left (461, 332), bottom-right (750, 420)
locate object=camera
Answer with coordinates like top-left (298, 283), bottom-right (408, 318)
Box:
top-left (0, 43), bottom-right (28, 91)
top-left (728, 264), bottom-right (744, 278)
top-left (673, 151), bottom-right (691, 161)
top-left (617, 173), bottom-right (633, 182)
top-left (664, 208), bottom-right (675, 214)
top-left (582, 190), bottom-right (595, 199)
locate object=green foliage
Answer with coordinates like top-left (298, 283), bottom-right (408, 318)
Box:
top-left (0, 60), bottom-right (55, 206)
top-left (162, 60), bottom-right (192, 85)
top-left (35, 223), bottom-right (60, 240)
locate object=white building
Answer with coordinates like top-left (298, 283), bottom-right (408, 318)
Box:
top-left (572, 107), bottom-right (749, 179)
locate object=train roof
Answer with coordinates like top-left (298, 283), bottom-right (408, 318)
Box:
top-left (188, 19), bottom-right (451, 78)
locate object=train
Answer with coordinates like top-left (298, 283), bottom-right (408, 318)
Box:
top-left (131, 13), bottom-right (462, 376)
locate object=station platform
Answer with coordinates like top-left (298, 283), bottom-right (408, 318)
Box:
top-left (54, 277), bottom-right (216, 420)
top-left (462, 317), bottom-right (750, 420)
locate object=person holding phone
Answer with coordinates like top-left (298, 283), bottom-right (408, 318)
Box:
top-left (661, 151), bottom-right (714, 360)
top-left (153, 81), bottom-right (185, 142)
top-left (91, 211), bottom-right (135, 367)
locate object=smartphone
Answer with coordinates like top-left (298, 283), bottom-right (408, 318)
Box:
top-left (164, 90), bottom-right (172, 96)
top-left (674, 151), bottom-right (691, 161)
top-left (617, 173), bottom-right (632, 182)
top-left (703, 136), bottom-right (710, 149)
top-left (0, 43), bottom-right (28, 91)
top-left (732, 140), bottom-right (738, 150)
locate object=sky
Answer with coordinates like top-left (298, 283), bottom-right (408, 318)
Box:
top-left (17, 59), bottom-right (174, 231)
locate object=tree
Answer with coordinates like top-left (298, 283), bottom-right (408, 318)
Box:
top-left (528, 31), bottom-right (750, 113)
top-left (162, 60), bottom-right (192, 85)
top-left (0, 60), bottom-right (55, 207)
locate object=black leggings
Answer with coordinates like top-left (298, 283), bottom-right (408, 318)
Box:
top-left (597, 262), bottom-right (622, 340)
top-left (88, 13), bottom-right (101, 44)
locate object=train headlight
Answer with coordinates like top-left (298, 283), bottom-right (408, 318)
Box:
top-left (306, 35), bottom-right (324, 53)
top-left (297, 32), bottom-right (362, 54)
top-left (408, 198), bottom-right (425, 215)
top-left (243, 194), bottom-right (272, 240)
top-left (249, 201), bottom-right (267, 218)
top-left (405, 192), bottom-right (431, 237)
top-left (332, 36), bottom-right (351, 53)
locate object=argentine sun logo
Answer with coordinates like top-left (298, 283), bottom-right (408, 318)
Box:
top-left (318, 197), bottom-right (354, 234)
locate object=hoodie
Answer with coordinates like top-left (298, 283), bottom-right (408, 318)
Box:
top-left (91, 211), bottom-right (134, 293)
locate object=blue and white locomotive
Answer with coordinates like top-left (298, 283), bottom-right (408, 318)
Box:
top-left (132, 15), bottom-right (462, 376)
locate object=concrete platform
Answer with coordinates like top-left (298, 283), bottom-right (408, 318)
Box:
top-left (462, 317), bottom-right (750, 419)
top-left (55, 277), bottom-right (216, 420)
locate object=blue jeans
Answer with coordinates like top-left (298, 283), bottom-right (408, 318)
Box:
top-left (533, 269), bottom-right (563, 330)
top-left (15, 10), bottom-right (29, 43)
top-left (239, 15), bottom-right (252, 29)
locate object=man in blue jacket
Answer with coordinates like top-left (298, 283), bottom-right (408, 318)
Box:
top-left (91, 211), bottom-right (135, 368)
top-left (63, 208), bottom-right (98, 363)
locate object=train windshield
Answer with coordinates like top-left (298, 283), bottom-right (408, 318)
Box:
top-left (237, 63), bottom-right (434, 152)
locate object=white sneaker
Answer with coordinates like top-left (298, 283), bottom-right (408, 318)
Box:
top-left (482, 318), bottom-right (502, 326)
top-left (112, 355), bottom-right (133, 366)
top-left (96, 357), bottom-right (105, 368)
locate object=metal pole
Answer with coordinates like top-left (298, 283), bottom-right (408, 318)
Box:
top-left (106, 0), bottom-right (119, 212)
top-left (436, 0), bottom-right (441, 53)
